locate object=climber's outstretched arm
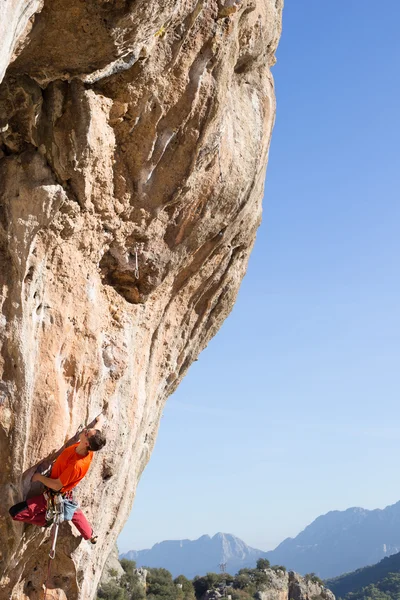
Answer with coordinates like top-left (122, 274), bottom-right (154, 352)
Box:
top-left (93, 412), bottom-right (106, 431)
top-left (31, 472), bottom-right (63, 491)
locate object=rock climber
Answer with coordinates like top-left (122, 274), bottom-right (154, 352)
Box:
top-left (8, 414), bottom-right (107, 544)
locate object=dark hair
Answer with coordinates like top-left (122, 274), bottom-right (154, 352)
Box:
top-left (88, 429), bottom-right (107, 451)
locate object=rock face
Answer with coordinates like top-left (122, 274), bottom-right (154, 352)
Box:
top-left (288, 572), bottom-right (335, 600)
top-left (256, 570), bottom-right (335, 600)
top-left (0, 1), bottom-right (282, 598)
top-left (255, 569), bottom-right (288, 600)
top-left (99, 546), bottom-right (125, 586)
top-left (0, 0), bottom-right (43, 83)
top-left (218, 570), bottom-right (334, 600)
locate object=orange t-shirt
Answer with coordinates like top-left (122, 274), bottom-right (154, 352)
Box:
top-left (50, 443), bottom-right (93, 492)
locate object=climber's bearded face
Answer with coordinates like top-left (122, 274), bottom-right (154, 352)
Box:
top-left (79, 428), bottom-right (96, 446)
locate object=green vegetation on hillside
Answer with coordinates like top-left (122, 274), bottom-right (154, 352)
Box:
top-left (192, 562), bottom-right (285, 600)
top-left (98, 559), bottom-right (146, 600)
top-left (97, 558), bottom-right (288, 600)
top-left (325, 552), bottom-right (400, 600)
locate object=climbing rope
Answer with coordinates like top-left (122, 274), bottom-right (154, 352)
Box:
top-left (43, 556), bottom-right (52, 600)
top-left (43, 521), bottom-right (60, 599)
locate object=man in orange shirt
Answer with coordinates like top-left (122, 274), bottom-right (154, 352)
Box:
top-left (9, 417), bottom-right (106, 543)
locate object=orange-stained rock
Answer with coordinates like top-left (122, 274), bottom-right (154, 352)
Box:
top-left (0, 0), bottom-right (283, 598)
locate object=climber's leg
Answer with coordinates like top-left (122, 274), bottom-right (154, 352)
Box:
top-left (71, 508), bottom-right (93, 540)
top-left (9, 494), bottom-right (47, 526)
top-left (9, 500), bottom-right (28, 518)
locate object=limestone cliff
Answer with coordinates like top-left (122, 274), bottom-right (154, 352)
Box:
top-left (0, 0), bottom-right (283, 598)
top-left (256, 570), bottom-right (335, 600)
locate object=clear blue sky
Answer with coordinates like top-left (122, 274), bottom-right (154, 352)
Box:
top-left (118, 0), bottom-right (400, 553)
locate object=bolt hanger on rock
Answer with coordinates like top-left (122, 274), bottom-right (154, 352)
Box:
top-left (133, 242), bottom-right (145, 279)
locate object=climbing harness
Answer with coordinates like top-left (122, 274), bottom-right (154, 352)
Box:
top-left (44, 488), bottom-right (78, 524)
top-left (44, 489), bottom-right (64, 524)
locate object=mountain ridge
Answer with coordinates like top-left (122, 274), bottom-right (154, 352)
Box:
top-left (265, 500), bottom-right (400, 577)
top-left (121, 532), bottom-right (269, 578)
top-left (326, 550), bottom-right (400, 599)
top-left (121, 501), bottom-right (400, 579)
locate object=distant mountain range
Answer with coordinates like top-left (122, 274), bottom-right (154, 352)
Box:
top-left (120, 500), bottom-right (400, 579)
top-left (121, 532), bottom-right (266, 579)
top-left (265, 501), bottom-right (400, 578)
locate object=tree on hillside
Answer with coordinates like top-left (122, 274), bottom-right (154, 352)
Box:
top-left (346, 583), bottom-right (392, 600)
top-left (256, 559), bottom-right (270, 571)
top-left (233, 567), bottom-right (271, 592)
top-left (119, 559), bottom-right (146, 600)
top-left (97, 582), bottom-right (128, 600)
top-left (228, 589), bottom-right (253, 600)
top-left (174, 575), bottom-right (196, 600)
top-left (233, 573), bottom-right (254, 591)
top-left (146, 567), bottom-right (178, 600)
top-left (271, 565), bottom-right (286, 573)
top-left (192, 573), bottom-right (222, 598)
top-left (120, 559), bottom-right (137, 573)
top-left (305, 573), bottom-right (323, 586)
